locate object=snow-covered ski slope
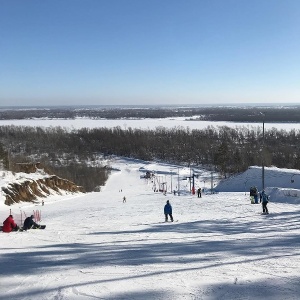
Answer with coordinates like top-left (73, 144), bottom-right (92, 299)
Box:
top-left (1, 157), bottom-right (300, 300)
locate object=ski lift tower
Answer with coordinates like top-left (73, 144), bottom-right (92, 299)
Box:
top-left (187, 171), bottom-right (197, 195)
top-left (170, 169), bottom-right (173, 193)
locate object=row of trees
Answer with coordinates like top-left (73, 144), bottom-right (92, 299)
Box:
top-left (0, 126), bottom-right (111, 192)
top-left (1, 124), bottom-right (300, 183)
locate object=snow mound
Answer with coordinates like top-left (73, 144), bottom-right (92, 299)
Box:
top-left (266, 187), bottom-right (300, 204)
top-left (215, 166), bottom-right (300, 204)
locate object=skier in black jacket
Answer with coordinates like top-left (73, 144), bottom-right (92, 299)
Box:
top-left (23, 215), bottom-right (40, 230)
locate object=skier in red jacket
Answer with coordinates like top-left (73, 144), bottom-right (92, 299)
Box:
top-left (2, 215), bottom-right (19, 232)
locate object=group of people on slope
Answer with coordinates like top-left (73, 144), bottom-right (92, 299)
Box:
top-left (250, 186), bottom-right (270, 214)
top-left (164, 188), bottom-right (270, 222)
top-left (250, 186), bottom-right (259, 203)
top-left (2, 214), bottom-right (40, 233)
top-left (4, 189), bottom-right (268, 232)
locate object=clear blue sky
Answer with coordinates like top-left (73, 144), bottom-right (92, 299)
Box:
top-left (1, 0), bottom-right (300, 106)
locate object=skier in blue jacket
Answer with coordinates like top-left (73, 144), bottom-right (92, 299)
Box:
top-left (261, 190), bottom-right (269, 214)
top-left (164, 200), bottom-right (173, 222)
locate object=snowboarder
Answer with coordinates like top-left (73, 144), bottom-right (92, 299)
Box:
top-left (2, 215), bottom-right (19, 232)
top-left (164, 200), bottom-right (173, 222)
top-left (23, 215), bottom-right (40, 230)
top-left (123, 196), bottom-right (126, 203)
top-left (261, 190), bottom-right (269, 214)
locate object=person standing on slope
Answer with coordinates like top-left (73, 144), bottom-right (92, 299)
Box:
top-left (2, 215), bottom-right (19, 232)
top-left (261, 190), bottom-right (269, 214)
top-left (197, 187), bottom-right (202, 198)
top-left (164, 200), bottom-right (174, 222)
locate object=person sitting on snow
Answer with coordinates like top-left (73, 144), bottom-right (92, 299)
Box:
top-left (23, 215), bottom-right (40, 230)
top-left (164, 200), bottom-right (174, 222)
top-left (2, 215), bottom-right (19, 232)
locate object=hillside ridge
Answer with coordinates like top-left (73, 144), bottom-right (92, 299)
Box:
top-left (1, 165), bottom-right (85, 206)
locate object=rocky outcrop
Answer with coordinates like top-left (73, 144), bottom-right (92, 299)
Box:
top-left (2, 175), bottom-right (85, 206)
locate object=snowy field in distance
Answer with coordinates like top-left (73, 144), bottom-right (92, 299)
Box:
top-left (0, 117), bottom-right (300, 131)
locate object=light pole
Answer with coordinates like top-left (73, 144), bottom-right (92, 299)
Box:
top-left (189, 164), bottom-right (192, 194)
top-left (177, 166), bottom-right (180, 196)
top-left (211, 171), bottom-right (214, 194)
top-left (244, 179), bottom-right (248, 195)
top-left (170, 169), bottom-right (173, 194)
top-left (262, 118), bottom-right (265, 190)
top-left (260, 112), bottom-right (265, 191)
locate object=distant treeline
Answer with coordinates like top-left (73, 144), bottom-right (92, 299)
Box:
top-left (1, 106), bottom-right (300, 122)
top-left (1, 125), bottom-right (300, 185)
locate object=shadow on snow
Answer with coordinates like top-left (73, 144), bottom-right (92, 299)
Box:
top-left (1, 209), bottom-right (300, 299)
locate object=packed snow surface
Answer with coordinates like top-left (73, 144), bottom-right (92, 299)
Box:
top-left (1, 158), bottom-right (300, 299)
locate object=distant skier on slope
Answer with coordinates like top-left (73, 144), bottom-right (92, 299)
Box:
top-left (164, 200), bottom-right (174, 222)
top-left (260, 190), bottom-right (269, 214)
top-left (197, 187), bottom-right (202, 198)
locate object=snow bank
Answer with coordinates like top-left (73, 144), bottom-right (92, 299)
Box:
top-left (216, 166), bottom-right (300, 192)
top-left (266, 187), bottom-right (300, 204)
top-left (215, 166), bottom-right (300, 204)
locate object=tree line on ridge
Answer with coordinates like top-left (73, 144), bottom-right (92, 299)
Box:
top-left (0, 124), bottom-right (300, 190)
